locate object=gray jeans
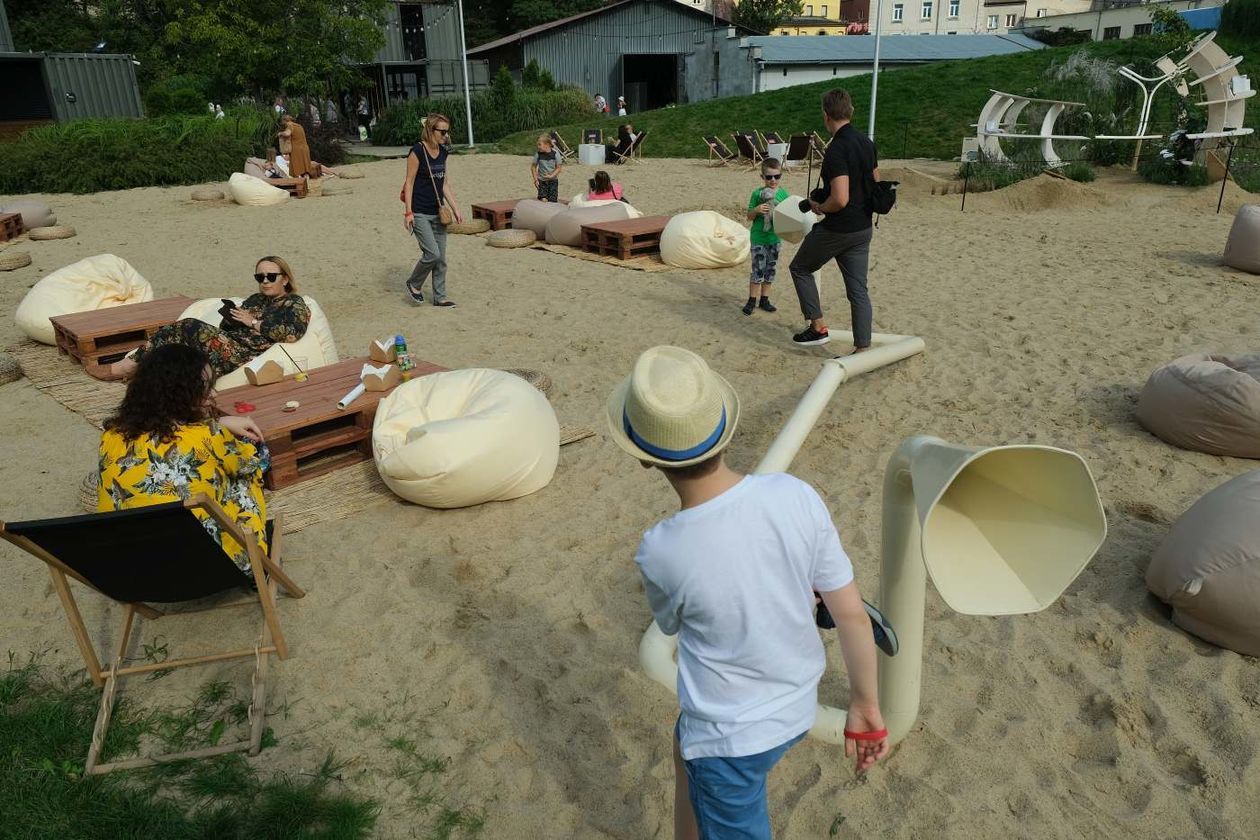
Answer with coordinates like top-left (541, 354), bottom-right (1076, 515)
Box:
top-left (407, 213), bottom-right (448, 302)
top-left (788, 225), bottom-right (874, 348)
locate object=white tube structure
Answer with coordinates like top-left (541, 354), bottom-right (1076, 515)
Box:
top-left (457, 0), bottom-right (475, 147)
top-left (638, 330), bottom-right (926, 745)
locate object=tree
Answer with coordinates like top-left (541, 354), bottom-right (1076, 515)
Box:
top-left (1149, 7), bottom-right (1194, 52)
top-left (732, 0), bottom-right (804, 35)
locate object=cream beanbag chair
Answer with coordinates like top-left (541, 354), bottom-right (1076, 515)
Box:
top-left (511, 199), bottom-right (567, 237)
top-left (660, 211), bottom-right (750, 269)
top-left (228, 172), bottom-right (288, 207)
top-left (0, 199), bottom-right (56, 230)
top-left (373, 368), bottom-right (559, 509)
top-left (568, 193), bottom-right (642, 213)
top-left (243, 158), bottom-right (269, 179)
top-left (1146, 471), bottom-right (1260, 656)
top-left (1224, 204), bottom-right (1260, 274)
top-left (1136, 353), bottom-right (1260, 459)
top-left (180, 295), bottom-right (338, 389)
top-left (544, 202), bottom-right (639, 246)
top-left (15, 254), bottom-right (153, 344)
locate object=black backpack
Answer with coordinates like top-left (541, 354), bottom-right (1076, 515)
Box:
top-left (865, 141), bottom-right (897, 216)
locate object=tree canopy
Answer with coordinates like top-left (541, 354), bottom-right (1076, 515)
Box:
top-left (732, 0), bottom-right (804, 35)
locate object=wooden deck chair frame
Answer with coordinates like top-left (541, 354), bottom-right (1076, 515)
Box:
top-left (732, 132), bottom-right (765, 169)
top-left (0, 495), bottom-right (305, 775)
top-left (550, 130), bottom-right (574, 160)
top-left (763, 130), bottom-right (785, 146)
top-left (783, 133), bottom-right (812, 167)
top-left (752, 131), bottom-right (772, 157)
top-left (810, 131), bottom-right (830, 163)
top-left (703, 135), bottom-right (737, 167)
top-left (612, 130), bottom-right (647, 165)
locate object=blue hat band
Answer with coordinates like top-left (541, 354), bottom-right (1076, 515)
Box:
top-left (624, 406), bottom-right (726, 462)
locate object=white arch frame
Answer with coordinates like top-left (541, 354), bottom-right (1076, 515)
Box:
top-left (974, 90), bottom-right (1088, 168)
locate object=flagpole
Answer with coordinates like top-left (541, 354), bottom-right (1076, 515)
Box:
top-left (457, 0), bottom-right (475, 146)
top-left (868, 0), bottom-right (884, 140)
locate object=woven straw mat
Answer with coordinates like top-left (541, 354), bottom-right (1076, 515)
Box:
top-left (447, 218), bottom-right (491, 235)
top-left (0, 251), bottom-right (32, 271)
top-left (487, 228), bottom-right (536, 248)
top-left (28, 225), bottom-right (76, 241)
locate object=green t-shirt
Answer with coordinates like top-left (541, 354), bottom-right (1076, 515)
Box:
top-left (748, 186), bottom-right (791, 245)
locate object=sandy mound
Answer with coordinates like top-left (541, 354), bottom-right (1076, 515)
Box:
top-left (973, 173), bottom-right (1122, 212)
top-left (1174, 180), bottom-right (1258, 216)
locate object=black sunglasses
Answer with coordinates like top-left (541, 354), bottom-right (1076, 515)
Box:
top-left (433, 127), bottom-right (450, 135)
top-left (254, 272), bottom-right (284, 283)
top-left (764, 173), bottom-right (782, 180)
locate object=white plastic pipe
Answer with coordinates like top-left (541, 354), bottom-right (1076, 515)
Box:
top-left (457, 0), bottom-right (475, 147)
top-left (638, 332), bottom-right (925, 744)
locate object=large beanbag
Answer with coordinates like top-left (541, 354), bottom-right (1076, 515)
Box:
top-left (0, 199), bottom-right (55, 230)
top-left (1136, 353), bottom-right (1260, 458)
top-left (1224, 204), bottom-right (1260, 274)
top-left (15, 254), bottom-right (153, 344)
top-left (545, 202), bottom-right (638, 247)
top-left (180, 295), bottom-right (338, 389)
top-left (243, 158), bottom-right (269, 179)
top-left (660, 211), bottom-right (750, 269)
top-left (1146, 470), bottom-right (1260, 656)
top-left (373, 368), bottom-right (559, 509)
top-left (511, 199), bottom-right (567, 237)
top-left (228, 172), bottom-right (288, 207)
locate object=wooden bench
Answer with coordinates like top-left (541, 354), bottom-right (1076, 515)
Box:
top-left (580, 215), bottom-right (671, 261)
top-left (50, 296), bottom-right (194, 379)
top-left (266, 177), bottom-right (309, 198)
top-left (0, 212), bottom-right (22, 241)
top-left (217, 356), bottom-right (447, 490)
top-left (471, 197), bottom-right (568, 231)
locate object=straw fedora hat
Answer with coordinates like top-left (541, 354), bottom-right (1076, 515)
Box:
top-left (606, 346), bottom-right (739, 468)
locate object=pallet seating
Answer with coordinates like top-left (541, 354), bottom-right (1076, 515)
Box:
top-left (50, 296), bottom-right (194, 379)
top-left (580, 215), bottom-right (670, 261)
top-left (0, 212), bottom-right (22, 241)
top-left (266, 177), bottom-right (309, 198)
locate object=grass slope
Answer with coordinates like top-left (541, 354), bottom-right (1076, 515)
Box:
top-left (496, 35), bottom-right (1260, 161)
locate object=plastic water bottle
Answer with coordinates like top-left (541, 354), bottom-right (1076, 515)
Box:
top-left (394, 334), bottom-right (416, 380)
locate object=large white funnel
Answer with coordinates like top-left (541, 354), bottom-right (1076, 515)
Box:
top-left (772, 195), bottom-right (814, 244)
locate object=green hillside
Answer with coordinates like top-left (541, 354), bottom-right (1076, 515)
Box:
top-left (495, 35), bottom-right (1259, 161)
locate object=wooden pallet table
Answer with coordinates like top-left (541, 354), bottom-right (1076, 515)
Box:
top-left (470, 197), bottom-right (567, 230)
top-left (50, 296), bottom-right (194, 379)
top-left (580, 215), bottom-right (671, 261)
top-left (0, 212), bottom-right (22, 241)
top-left (266, 177), bottom-right (308, 198)
top-left (217, 356), bottom-right (447, 490)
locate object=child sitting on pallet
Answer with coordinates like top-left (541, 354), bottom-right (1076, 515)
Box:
top-left (531, 134), bottom-right (563, 203)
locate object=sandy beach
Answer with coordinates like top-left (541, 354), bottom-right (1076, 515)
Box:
top-left (1, 154), bottom-right (1258, 838)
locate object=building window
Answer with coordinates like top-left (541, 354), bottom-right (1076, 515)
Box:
top-left (1005, 13), bottom-right (1017, 26)
top-left (949, 0), bottom-right (959, 17)
top-left (922, 1), bottom-right (933, 20)
top-left (805, 4), bottom-right (813, 14)
top-left (821, 4), bottom-right (828, 16)
top-left (947, 30), bottom-right (957, 34)
top-left (818, 29), bottom-right (826, 34)
top-left (987, 14), bottom-right (998, 29)
top-left (1036, 8), bottom-right (1048, 16)
top-left (1103, 25), bottom-right (1121, 40)
top-left (893, 4), bottom-right (904, 22)
top-left (1133, 22), bottom-right (1152, 36)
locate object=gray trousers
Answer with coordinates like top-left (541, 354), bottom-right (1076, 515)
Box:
top-left (407, 213), bottom-right (448, 301)
top-left (788, 225), bottom-right (874, 348)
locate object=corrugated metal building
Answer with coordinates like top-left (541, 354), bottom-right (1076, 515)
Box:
top-left (363, 0), bottom-right (489, 107)
top-left (0, 0), bottom-right (12, 52)
top-left (467, 0), bottom-right (758, 110)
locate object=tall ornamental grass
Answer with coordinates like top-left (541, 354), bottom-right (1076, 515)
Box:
top-left (372, 86), bottom-right (592, 147)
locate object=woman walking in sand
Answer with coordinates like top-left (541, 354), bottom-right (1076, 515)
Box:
top-left (402, 113), bottom-right (463, 307)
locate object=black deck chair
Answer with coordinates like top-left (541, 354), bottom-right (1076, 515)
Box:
top-left (703, 134), bottom-right (737, 166)
top-left (784, 133), bottom-right (813, 167)
top-left (746, 130), bottom-right (769, 157)
top-left (763, 131), bottom-right (785, 145)
top-left (0, 495), bottom-right (305, 774)
top-left (549, 130), bottom-right (574, 160)
top-left (612, 129), bottom-right (647, 165)
top-left (732, 132), bottom-right (764, 168)
top-left (583, 128), bottom-right (603, 144)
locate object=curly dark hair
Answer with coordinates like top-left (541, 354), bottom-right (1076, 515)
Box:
top-left (104, 345), bottom-right (214, 442)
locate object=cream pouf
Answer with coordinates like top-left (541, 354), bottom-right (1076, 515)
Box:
top-left (0, 199), bottom-right (55, 230)
top-left (228, 172), bottom-right (288, 207)
top-left (1146, 470), bottom-right (1260, 656)
top-left (180, 295), bottom-right (339, 389)
top-left (1224, 204), bottom-right (1260, 274)
top-left (488, 229), bottom-right (536, 249)
top-left (373, 368), bottom-right (559, 509)
top-left (660, 211), bottom-right (750, 269)
top-left (15, 254), bottom-right (153, 344)
top-left (511, 199), bottom-right (567, 237)
top-left (1136, 353), bottom-right (1260, 459)
top-left (545, 202), bottom-right (639, 246)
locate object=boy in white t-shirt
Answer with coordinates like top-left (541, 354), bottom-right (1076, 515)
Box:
top-left (606, 345), bottom-right (888, 840)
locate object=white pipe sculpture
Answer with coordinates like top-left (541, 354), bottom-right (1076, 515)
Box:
top-left (972, 90), bottom-right (1088, 167)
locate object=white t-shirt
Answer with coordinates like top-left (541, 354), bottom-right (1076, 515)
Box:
top-left (635, 473), bottom-right (854, 760)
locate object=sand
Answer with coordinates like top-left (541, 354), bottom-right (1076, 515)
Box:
top-left (2, 156), bottom-right (1258, 838)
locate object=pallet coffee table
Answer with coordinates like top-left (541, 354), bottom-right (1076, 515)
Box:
top-left (580, 215), bottom-right (671, 261)
top-left (50, 296), bottom-right (194, 379)
top-left (266, 177), bottom-right (308, 198)
top-left (0, 212), bottom-right (22, 241)
top-left (470, 197), bottom-right (567, 231)
top-left (217, 356), bottom-right (447, 490)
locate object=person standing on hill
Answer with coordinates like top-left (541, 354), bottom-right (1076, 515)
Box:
top-left (787, 88), bottom-right (880, 351)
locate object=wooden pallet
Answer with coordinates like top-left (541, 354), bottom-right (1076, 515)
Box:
top-left (266, 177), bottom-right (308, 198)
top-left (50, 296), bottom-right (194, 379)
top-left (217, 356), bottom-right (448, 490)
top-left (0, 212), bottom-right (22, 241)
top-left (579, 215), bottom-right (671, 261)
top-left (471, 197), bottom-right (567, 230)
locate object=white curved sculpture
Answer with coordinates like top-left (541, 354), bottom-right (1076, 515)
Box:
top-left (974, 90), bottom-right (1087, 167)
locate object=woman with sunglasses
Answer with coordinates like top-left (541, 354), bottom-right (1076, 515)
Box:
top-left (105, 256), bottom-right (310, 381)
top-left (403, 112), bottom-right (463, 307)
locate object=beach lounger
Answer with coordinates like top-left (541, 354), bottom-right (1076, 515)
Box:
top-left (732, 133), bottom-right (764, 167)
top-left (0, 498), bottom-right (305, 774)
top-left (784, 133), bottom-right (812, 168)
top-left (550, 130), bottom-right (574, 160)
top-left (763, 131), bottom-right (785, 145)
top-left (703, 135), bottom-right (738, 166)
top-left (611, 130), bottom-right (647, 165)
top-left (751, 131), bottom-right (770, 157)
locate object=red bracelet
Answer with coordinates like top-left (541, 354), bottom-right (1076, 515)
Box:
top-left (843, 727), bottom-right (888, 742)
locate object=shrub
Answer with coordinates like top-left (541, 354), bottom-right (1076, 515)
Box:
top-left (372, 86), bottom-right (592, 147)
top-left (294, 111), bottom-right (347, 166)
top-left (1221, 0), bottom-right (1260, 38)
top-left (958, 149), bottom-right (1044, 191)
top-left (0, 113), bottom-right (277, 194)
top-left (1061, 161), bottom-right (1096, 182)
top-left (1025, 27), bottom-right (1091, 47)
top-left (492, 66), bottom-right (516, 106)
top-left (1138, 129), bottom-right (1211, 186)
top-left (145, 74), bottom-right (212, 116)
top-left (522, 59), bottom-right (556, 91)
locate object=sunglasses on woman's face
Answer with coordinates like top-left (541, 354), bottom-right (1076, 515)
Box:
top-left (254, 272), bottom-right (284, 284)
top-left (434, 127), bottom-right (450, 135)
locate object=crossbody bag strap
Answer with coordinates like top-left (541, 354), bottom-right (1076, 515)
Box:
top-left (423, 145), bottom-right (444, 206)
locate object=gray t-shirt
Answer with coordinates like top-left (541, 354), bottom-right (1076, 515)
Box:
top-left (533, 149), bottom-right (560, 177)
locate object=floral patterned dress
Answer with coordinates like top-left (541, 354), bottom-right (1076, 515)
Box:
top-left (131, 293), bottom-right (311, 381)
top-left (97, 421), bottom-right (270, 572)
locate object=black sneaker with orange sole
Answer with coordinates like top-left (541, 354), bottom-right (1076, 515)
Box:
top-left (792, 325), bottom-right (831, 346)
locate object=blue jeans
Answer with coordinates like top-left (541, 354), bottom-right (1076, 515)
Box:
top-left (679, 723), bottom-right (806, 840)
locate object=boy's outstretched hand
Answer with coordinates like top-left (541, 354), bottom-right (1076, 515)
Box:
top-left (844, 703), bottom-right (889, 773)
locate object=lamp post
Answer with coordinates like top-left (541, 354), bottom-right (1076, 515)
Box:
top-left (868, 0), bottom-right (885, 140)
top-left (457, 0), bottom-right (475, 147)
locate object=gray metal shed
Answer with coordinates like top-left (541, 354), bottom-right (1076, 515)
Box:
top-left (0, 0), bottom-right (13, 53)
top-left (1, 51), bottom-right (144, 128)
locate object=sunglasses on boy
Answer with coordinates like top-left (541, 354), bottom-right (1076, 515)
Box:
top-left (254, 272), bottom-right (285, 284)
top-left (763, 173), bottom-right (782, 181)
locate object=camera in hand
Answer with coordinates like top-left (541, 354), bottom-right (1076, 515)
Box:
top-left (799, 187), bottom-right (828, 213)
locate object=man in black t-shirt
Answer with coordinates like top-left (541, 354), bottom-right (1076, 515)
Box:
top-left (787, 88), bottom-right (880, 349)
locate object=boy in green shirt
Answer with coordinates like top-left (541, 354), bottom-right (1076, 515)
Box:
top-left (744, 158), bottom-right (789, 316)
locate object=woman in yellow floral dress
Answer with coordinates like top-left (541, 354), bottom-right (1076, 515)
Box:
top-left (98, 344), bottom-right (269, 572)
top-left (105, 256), bottom-right (310, 381)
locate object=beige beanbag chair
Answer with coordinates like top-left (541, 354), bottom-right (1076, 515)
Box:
top-left (243, 158), bottom-right (269, 179)
top-left (180, 295), bottom-right (338, 389)
top-left (660, 211), bottom-right (750, 269)
top-left (0, 199), bottom-right (55, 230)
top-left (373, 368), bottom-right (559, 509)
top-left (568, 193), bottom-right (642, 213)
top-left (511, 199), bottom-right (567, 237)
top-left (1224, 204), bottom-right (1260, 274)
top-left (228, 172), bottom-right (288, 207)
top-left (1147, 470), bottom-right (1260, 656)
top-left (545, 202), bottom-right (639, 246)
top-left (15, 254), bottom-right (153, 344)
top-left (1136, 353), bottom-right (1260, 458)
